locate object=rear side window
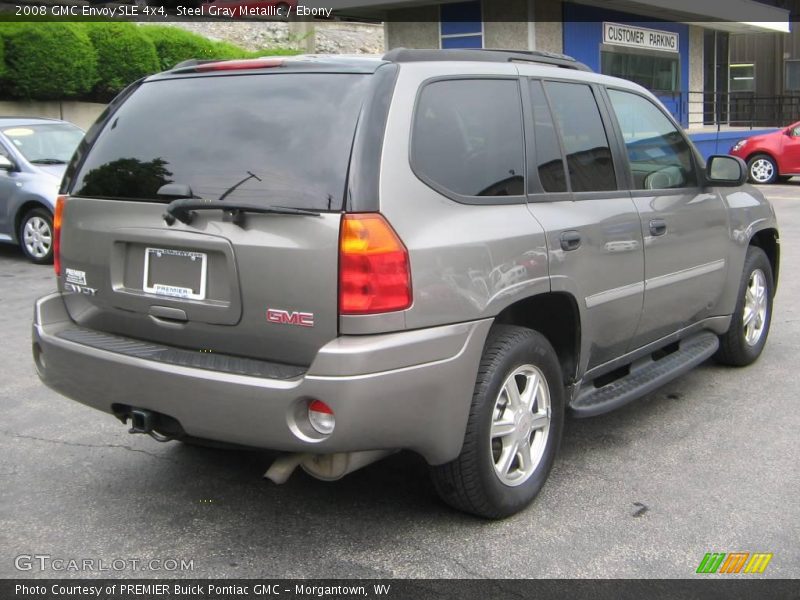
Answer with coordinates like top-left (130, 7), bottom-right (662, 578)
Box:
top-left (544, 81), bottom-right (617, 193)
top-left (71, 74), bottom-right (371, 211)
top-left (607, 89), bottom-right (698, 190)
top-left (529, 80), bottom-right (567, 193)
top-left (412, 79), bottom-right (525, 199)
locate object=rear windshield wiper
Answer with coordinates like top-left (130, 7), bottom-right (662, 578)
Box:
top-left (30, 158), bottom-right (67, 165)
top-left (163, 198), bottom-right (321, 227)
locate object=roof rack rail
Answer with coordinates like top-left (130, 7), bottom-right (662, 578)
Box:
top-left (382, 48), bottom-right (591, 71)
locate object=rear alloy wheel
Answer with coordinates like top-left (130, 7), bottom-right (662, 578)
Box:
top-left (714, 246), bottom-right (773, 366)
top-left (19, 208), bottom-right (54, 264)
top-left (747, 154), bottom-right (778, 184)
top-left (430, 326), bottom-right (564, 519)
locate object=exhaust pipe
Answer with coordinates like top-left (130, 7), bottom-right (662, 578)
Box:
top-left (264, 450), bottom-right (396, 484)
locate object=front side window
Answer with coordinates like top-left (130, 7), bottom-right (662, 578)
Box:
top-left (607, 89), bottom-right (697, 190)
top-left (544, 82), bottom-right (617, 193)
top-left (412, 79), bottom-right (525, 198)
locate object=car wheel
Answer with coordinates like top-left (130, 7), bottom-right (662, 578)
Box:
top-left (19, 208), bottom-right (54, 264)
top-left (430, 325), bottom-right (564, 519)
top-left (714, 246), bottom-right (773, 367)
top-left (747, 154), bottom-right (778, 184)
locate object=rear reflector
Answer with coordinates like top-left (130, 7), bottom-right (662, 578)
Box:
top-left (195, 58), bottom-right (284, 72)
top-left (53, 195), bottom-right (66, 277)
top-left (339, 214), bottom-right (412, 315)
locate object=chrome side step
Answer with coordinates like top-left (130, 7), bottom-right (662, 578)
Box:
top-left (570, 331), bottom-right (719, 418)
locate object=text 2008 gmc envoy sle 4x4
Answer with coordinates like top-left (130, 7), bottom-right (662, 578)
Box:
top-left (32, 50), bottom-right (779, 518)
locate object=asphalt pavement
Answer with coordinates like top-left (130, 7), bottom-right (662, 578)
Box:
top-left (1, 185), bottom-right (798, 579)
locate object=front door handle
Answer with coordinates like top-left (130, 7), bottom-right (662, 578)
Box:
top-left (560, 230), bottom-right (582, 251)
top-left (649, 219), bottom-right (667, 237)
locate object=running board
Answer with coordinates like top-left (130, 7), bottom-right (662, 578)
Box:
top-left (570, 332), bottom-right (719, 418)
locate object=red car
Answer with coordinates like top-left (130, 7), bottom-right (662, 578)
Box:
top-left (730, 122), bottom-right (800, 184)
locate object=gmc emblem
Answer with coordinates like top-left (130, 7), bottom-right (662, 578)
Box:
top-left (266, 308), bottom-right (314, 328)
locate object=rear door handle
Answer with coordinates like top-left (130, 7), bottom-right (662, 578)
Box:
top-left (560, 230), bottom-right (582, 251)
top-left (649, 219), bottom-right (667, 237)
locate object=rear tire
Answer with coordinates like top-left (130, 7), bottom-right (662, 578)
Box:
top-left (714, 246), bottom-right (773, 366)
top-left (430, 326), bottom-right (564, 519)
top-left (18, 208), bottom-right (54, 265)
top-left (747, 154), bottom-right (778, 184)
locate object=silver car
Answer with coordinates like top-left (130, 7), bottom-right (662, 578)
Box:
top-left (0, 117), bottom-right (84, 263)
top-left (32, 50), bottom-right (779, 518)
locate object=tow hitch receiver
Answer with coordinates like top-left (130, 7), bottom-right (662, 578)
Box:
top-left (123, 408), bottom-right (175, 442)
top-left (128, 409), bottom-right (155, 434)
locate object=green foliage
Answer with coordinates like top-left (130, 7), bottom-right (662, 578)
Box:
top-left (86, 23), bottom-right (160, 99)
top-left (140, 26), bottom-right (299, 70)
top-left (140, 25), bottom-right (220, 70)
top-left (0, 22), bottom-right (299, 101)
top-left (0, 23), bottom-right (98, 100)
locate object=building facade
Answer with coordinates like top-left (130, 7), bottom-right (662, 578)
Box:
top-left (330, 0), bottom-right (790, 134)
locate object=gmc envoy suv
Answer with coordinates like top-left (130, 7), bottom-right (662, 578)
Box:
top-left (32, 50), bottom-right (779, 518)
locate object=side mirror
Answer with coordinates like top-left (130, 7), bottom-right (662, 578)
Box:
top-left (0, 155), bottom-right (15, 171)
top-left (706, 155), bottom-right (747, 187)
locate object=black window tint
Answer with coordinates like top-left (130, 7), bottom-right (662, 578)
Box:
top-left (72, 74), bottom-right (370, 210)
top-left (544, 82), bottom-right (617, 193)
top-left (412, 79), bottom-right (525, 198)
top-left (529, 80), bottom-right (567, 193)
top-left (607, 89), bottom-right (697, 190)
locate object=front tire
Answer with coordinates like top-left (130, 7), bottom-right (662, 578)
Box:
top-left (715, 246), bottom-right (773, 366)
top-left (19, 208), bottom-right (54, 264)
top-left (747, 154), bottom-right (778, 184)
top-left (430, 326), bottom-right (564, 519)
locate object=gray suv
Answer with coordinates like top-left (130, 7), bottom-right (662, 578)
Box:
top-left (32, 50), bottom-right (779, 518)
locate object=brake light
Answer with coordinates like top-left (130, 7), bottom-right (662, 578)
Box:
top-left (195, 58), bottom-right (284, 72)
top-left (339, 214), bottom-right (412, 315)
top-left (53, 195), bottom-right (66, 276)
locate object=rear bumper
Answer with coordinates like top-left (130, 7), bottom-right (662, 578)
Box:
top-left (33, 293), bottom-right (491, 464)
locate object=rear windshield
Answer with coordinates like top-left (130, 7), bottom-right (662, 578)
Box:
top-left (71, 73), bottom-right (370, 211)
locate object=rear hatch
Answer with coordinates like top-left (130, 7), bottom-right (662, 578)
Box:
top-left (58, 67), bottom-right (374, 366)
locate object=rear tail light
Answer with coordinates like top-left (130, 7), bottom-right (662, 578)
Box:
top-left (308, 400), bottom-right (335, 435)
top-left (53, 195), bottom-right (66, 277)
top-left (339, 214), bottom-right (412, 315)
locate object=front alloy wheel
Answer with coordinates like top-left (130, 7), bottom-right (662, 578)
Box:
top-left (743, 268), bottom-right (768, 347)
top-left (19, 208), bottom-right (54, 264)
top-left (715, 246), bottom-right (773, 366)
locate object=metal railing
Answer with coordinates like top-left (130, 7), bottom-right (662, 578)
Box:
top-left (657, 91), bottom-right (800, 129)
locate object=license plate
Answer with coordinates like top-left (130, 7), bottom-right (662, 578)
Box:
top-left (143, 247), bottom-right (207, 300)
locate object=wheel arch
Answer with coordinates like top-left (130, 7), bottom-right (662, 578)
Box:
top-left (492, 292), bottom-right (581, 386)
top-left (749, 228), bottom-right (780, 292)
top-left (14, 199), bottom-right (52, 243)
